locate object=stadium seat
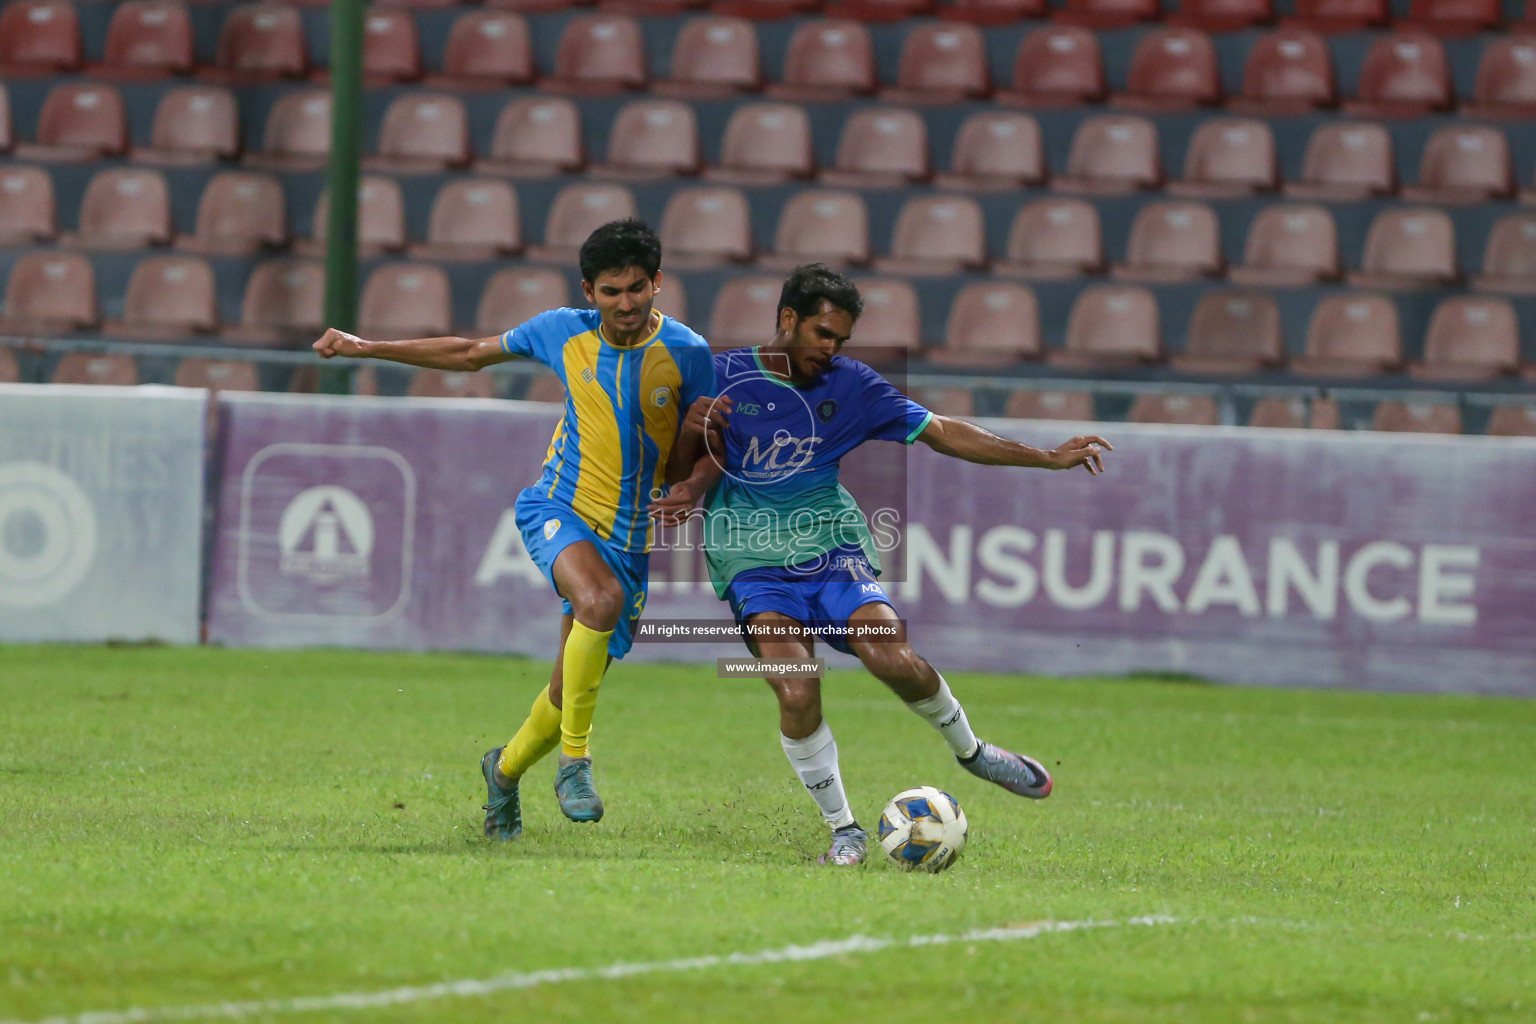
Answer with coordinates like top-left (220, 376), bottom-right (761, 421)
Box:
top-left (367, 93), bottom-right (470, 173)
top-left (133, 86), bottom-right (240, 165)
top-left (1405, 0), bottom-right (1500, 33)
top-left (932, 282), bottom-right (1040, 367)
top-left (0, 347), bottom-right (19, 384)
top-left (996, 198), bottom-right (1103, 278)
top-left (768, 20), bottom-right (876, 101)
top-left (521, 374), bottom-right (567, 404)
top-left (1248, 396), bottom-right (1339, 428)
top-left (1229, 203), bottom-right (1338, 286)
top-left (884, 23), bottom-right (990, 104)
top-left (476, 97), bottom-right (584, 178)
top-left (1344, 33), bottom-right (1452, 117)
top-left (0, 165), bottom-right (57, 246)
top-left (653, 16), bottom-right (760, 97)
top-left (709, 276), bottom-right (782, 346)
top-left (95, 0), bottom-right (193, 79)
top-left (482, 0), bottom-right (578, 13)
top-left (178, 171), bottom-right (286, 255)
top-left (844, 279), bottom-right (920, 351)
top-left (1171, 289), bottom-right (1283, 373)
top-left (1113, 200), bottom-right (1222, 282)
top-left (1467, 37), bottom-right (1536, 119)
top-left (69, 168), bottom-right (172, 250)
top-left (1287, 0), bottom-right (1385, 31)
top-left (476, 268), bottom-right (570, 335)
top-left (1129, 393), bottom-right (1221, 425)
top-left (1115, 27), bottom-right (1222, 110)
top-left (1056, 0), bottom-right (1160, 28)
top-left (410, 179), bottom-right (521, 262)
top-left (207, 4), bottom-right (307, 82)
top-left (822, 108), bottom-right (929, 187)
top-left (174, 359), bottom-right (261, 393)
top-left (526, 184), bottom-right (638, 263)
top-left (876, 195), bottom-right (987, 275)
top-left (13, 83), bottom-right (127, 162)
top-left (1231, 29), bottom-right (1335, 114)
top-left (104, 256), bottom-right (218, 340)
top-left (0, 252), bottom-right (97, 334)
top-left (51, 353), bottom-right (137, 386)
top-left (358, 263), bottom-right (453, 340)
top-left (245, 89), bottom-right (329, 170)
top-left (1293, 293), bottom-right (1401, 375)
top-left (1051, 285), bottom-right (1161, 367)
top-left (1401, 125), bottom-right (1513, 203)
top-left (998, 26), bottom-right (1105, 106)
top-left (1350, 208), bottom-right (1458, 289)
top-left (593, 100), bottom-right (701, 178)
top-left (1410, 295), bottom-right (1519, 379)
top-left (941, 0), bottom-right (1047, 23)
top-left (0, 0), bottom-right (81, 76)
top-left (838, 0), bottom-right (934, 20)
top-left (1054, 115), bottom-right (1161, 193)
top-left (1473, 213), bottom-right (1536, 294)
top-left (1371, 401), bottom-right (1461, 434)
top-left (301, 176), bottom-right (406, 256)
top-left (1167, 0), bottom-right (1272, 31)
top-left (408, 370), bottom-right (497, 399)
top-left (1485, 405), bottom-right (1536, 436)
top-left (224, 259), bottom-right (324, 347)
top-left (653, 264), bottom-right (691, 321)
top-left (934, 112), bottom-right (1045, 191)
top-left (1285, 121), bottom-right (1395, 200)
top-left (706, 103), bottom-right (814, 184)
top-left (1168, 118), bottom-right (1277, 197)
top-left (425, 11), bottom-right (533, 90)
top-left (761, 190), bottom-right (869, 270)
top-left (358, 9), bottom-right (421, 84)
top-left (543, 14), bottom-right (646, 93)
top-left (908, 387), bottom-right (975, 417)
top-left (1003, 389), bottom-right (1095, 420)
top-left (0, 85), bottom-right (10, 153)
top-left (659, 187), bottom-right (753, 267)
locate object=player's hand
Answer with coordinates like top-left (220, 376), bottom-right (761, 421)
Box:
top-left (682, 395), bottom-right (732, 437)
top-left (313, 328), bottom-right (369, 360)
top-left (648, 479), bottom-right (705, 528)
top-left (1050, 435), bottom-right (1112, 475)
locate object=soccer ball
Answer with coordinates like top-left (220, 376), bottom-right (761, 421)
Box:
top-left (877, 786), bottom-right (968, 873)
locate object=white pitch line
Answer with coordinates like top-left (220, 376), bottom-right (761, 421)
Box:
top-left (7, 915), bottom-right (1177, 1024)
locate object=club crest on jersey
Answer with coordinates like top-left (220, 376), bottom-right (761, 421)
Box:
top-left (816, 399), bottom-right (839, 423)
top-left (651, 386), bottom-right (672, 409)
top-left (580, 367), bottom-right (596, 384)
top-left (543, 519), bottom-right (561, 540)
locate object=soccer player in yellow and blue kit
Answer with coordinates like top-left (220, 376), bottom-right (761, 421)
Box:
top-left (314, 220), bottom-right (721, 840)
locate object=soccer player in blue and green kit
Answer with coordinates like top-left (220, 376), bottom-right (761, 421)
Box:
top-left (652, 265), bottom-right (1111, 866)
top-left (314, 220), bottom-right (721, 839)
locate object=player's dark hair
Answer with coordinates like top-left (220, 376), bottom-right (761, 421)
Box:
top-left (777, 264), bottom-right (864, 324)
top-left (578, 218), bottom-right (662, 284)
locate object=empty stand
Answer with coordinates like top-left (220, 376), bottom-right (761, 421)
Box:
top-left (1056, 0), bottom-right (1161, 28)
top-left (0, 348), bottom-right (18, 384)
top-left (1288, 0), bottom-right (1386, 31)
top-left (477, 268), bottom-right (570, 335)
top-left (359, 9), bottom-right (421, 84)
top-left (358, 264), bottom-right (453, 340)
top-left (1116, 27), bottom-right (1221, 110)
top-left (707, 103), bottom-right (814, 184)
top-left (1003, 390), bottom-right (1095, 420)
top-left (1168, 0), bottom-right (1272, 31)
top-left (997, 198), bottom-right (1103, 278)
top-left (1402, 125), bottom-right (1514, 203)
top-left (1473, 213), bottom-right (1536, 295)
top-left (762, 190), bottom-right (869, 269)
top-left (409, 371), bottom-right (497, 399)
top-left (1293, 293), bottom-right (1402, 375)
top-left (770, 20), bottom-right (876, 100)
top-left (1406, 0), bottom-right (1501, 32)
top-left (426, 11), bottom-right (533, 89)
top-left (1351, 207), bottom-right (1458, 288)
top-left (245, 89), bottom-right (329, 170)
top-left (908, 387), bottom-right (975, 417)
top-left (654, 16), bottom-right (760, 97)
top-left (543, 14), bottom-right (646, 93)
top-left (175, 359), bottom-right (261, 393)
top-left (367, 93), bottom-right (470, 172)
top-left (0, 252), bottom-right (98, 334)
top-left (822, 108), bottom-right (930, 187)
top-left (1051, 285), bottom-right (1162, 367)
top-left (932, 282), bottom-right (1040, 367)
top-left (999, 26), bottom-right (1106, 106)
top-left (209, 4), bottom-right (307, 82)
top-left (0, 85), bottom-right (10, 153)
top-left (522, 374), bottom-right (567, 404)
top-left (934, 112), bottom-right (1045, 190)
top-left (0, 0), bottom-right (81, 76)
top-left (886, 23), bottom-right (990, 103)
top-left (1114, 200), bottom-right (1222, 282)
top-left (70, 168), bottom-right (172, 250)
top-left (134, 86), bottom-right (240, 165)
top-left (1128, 393), bottom-right (1221, 425)
top-left (1248, 396), bottom-right (1340, 429)
top-left (709, 276), bottom-right (783, 345)
top-left (225, 259), bottom-right (324, 347)
top-left (1411, 295), bottom-right (1520, 379)
top-left (52, 353), bottom-right (137, 386)
top-left (1054, 115), bottom-right (1161, 193)
top-left (1172, 290), bottom-right (1283, 373)
top-left (1468, 37), bottom-right (1536, 118)
top-left (1486, 405), bottom-right (1536, 437)
top-left (1371, 401), bottom-right (1461, 434)
top-left (594, 100), bottom-right (701, 178)
top-left (1286, 121), bottom-right (1395, 199)
top-left (1169, 118), bottom-right (1277, 197)
top-left (179, 171), bottom-right (287, 254)
top-left (303, 176), bottom-right (407, 256)
top-left (14, 83), bottom-right (127, 162)
top-left (845, 279), bottom-right (920, 350)
top-left (659, 187), bottom-right (753, 267)
top-left (0, 166), bottom-right (57, 246)
top-left (1233, 29), bottom-right (1335, 114)
top-left (1344, 32), bottom-right (1452, 117)
top-left (477, 97), bottom-right (584, 177)
top-left (527, 184), bottom-right (638, 263)
top-left (96, 0), bottom-right (193, 79)
top-left (410, 179), bottom-right (521, 261)
top-left (877, 195), bottom-right (987, 274)
top-left (1229, 204), bottom-right (1339, 286)
top-left (105, 256), bottom-right (218, 340)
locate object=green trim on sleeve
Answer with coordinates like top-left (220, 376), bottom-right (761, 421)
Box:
top-left (904, 409), bottom-right (934, 445)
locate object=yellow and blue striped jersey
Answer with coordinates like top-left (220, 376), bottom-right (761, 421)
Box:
top-left (502, 307), bottom-right (714, 554)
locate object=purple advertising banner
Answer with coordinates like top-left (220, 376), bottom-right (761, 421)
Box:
top-left (206, 394), bottom-right (1536, 695)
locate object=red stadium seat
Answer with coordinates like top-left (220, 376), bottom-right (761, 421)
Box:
top-left (710, 276), bottom-right (783, 346)
top-left (104, 256), bottom-right (218, 340)
top-left (839, 0), bottom-right (934, 20)
top-left (224, 259), bottom-right (324, 347)
top-left (0, 0), bottom-right (80, 76)
top-left (706, 103), bottom-right (813, 184)
top-left (208, 4), bottom-right (307, 82)
top-left (1285, 121), bottom-right (1394, 200)
top-left (710, 0), bottom-right (816, 18)
top-left (1114, 201), bottom-right (1222, 282)
top-left (1350, 208), bottom-right (1458, 289)
top-left (477, 268), bottom-right (570, 336)
top-left (822, 108), bottom-right (929, 187)
top-left (1169, 118), bottom-right (1276, 197)
top-left (1053, 115), bottom-right (1161, 193)
top-left (1486, 405), bottom-right (1536, 437)
top-left (656, 271), bottom-right (691, 324)
top-left (0, 165), bottom-right (57, 246)
top-left (1171, 290), bottom-right (1283, 373)
top-left (768, 20), bottom-right (875, 101)
top-left (522, 374), bottom-right (567, 404)
top-left (594, 100), bottom-right (701, 178)
top-left (1248, 397), bottom-right (1339, 429)
top-left (941, 0), bottom-right (1046, 22)
top-left (933, 282), bottom-right (1040, 368)
top-left (483, 0), bottom-right (580, 12)
top-left (1293, 293), bottom-right (1401, 375)
top-left (477, 97), bottom-right (584, 178)
top-left (877, 195), bottom-right (987, 275)
top-left (1003, 390), bottom-right (1095, 421)
top-left (367, 93), bottom-right (470, 173)
top-left (1051, 285), bottom-right (1161, 367)
top-left (410, 179), bottom-right (521, 262)
top-left (935, 112), bottom-right (1045, 191)
top-left (1287, 0), bottom-right (1385, 31)
top-left (301, 176), bottom-right (406, 257)
top-left (14, 83), bottom-right (127, 162)
top-left (1116, 28), bottom-right (1222, 111)
top-left (0, 347), bottom-right (18, 384)
top-left (654, 16), bottom-right (760, 97)
top-left (52, 353), bottom-right (137, 386)
top-left (908, 388), bottom-right (974, 417)
top-left (999, 26), bottom-right (1105, 106)
top-left (0, 85), bottom-right (10, 153)
top-left (179, 171), bottom-right (287, 255)
top-left (70, 168), bottom-right (171, 250)
top-left (1229, 203), bottom-right (1338, 286)
top-left (1473, 213), bottom-right (1536, 295)
top-left (1129, 393), bottom-right (1221, 425)
top-left (246, 88), bottom-right (329, 170)
top-left (408, 370), bottom-right (497, 399)
top-left (1167, 0), bottom-right (1272, 31)
top-left (659, 187), bottom-right (752, 267)
top-left (527, 184), bottom-right (638, 263)
top-left (0, 252), bottom-right (97, 334)
top-left (1056, 0), bottom-right (1159, 28)
top-left (1405, 0), bottom-right (1500, 32)
top-left (1372, 401), bottom-right (1461, 435)
top-left (1232, 29), bottom-right (1335, 114)
top-left (133, 87), bottom-right (239, 166)
top-left (1411, 296), bottom-right (1519, 379)
top-left (359, 9), bottom-right (421, 84)
top-left (1467, 37), bottom-right (1536, 118)
top-left (426, 11), bottom-right (533, 90)
top-left (96, 0), bottom-right (193, 79)
top-left (1344, 33), bottom-right (1452, 117)
top-left (175, 359), bottom-right (261, 393)
top-left (845, 279), bottom-right (920, 352)
top-left (543, 15), bottom-right (646, 94)
top-left (997, 198), bottom-right (1102, 278)
top-left (762, 190), bottom-right (869, 270)
top-left (358, 264), bottom-right (453, 340)
top-left (885, 23), bottom-right (990, 103)
top-left (1402, 125), bottom-right (1513, 203)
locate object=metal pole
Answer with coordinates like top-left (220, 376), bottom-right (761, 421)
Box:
top-left (321, 0), bottom-right (363, 394)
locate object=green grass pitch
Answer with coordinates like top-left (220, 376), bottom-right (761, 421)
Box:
top-left (2, 644), bottom-right (1533, 1024)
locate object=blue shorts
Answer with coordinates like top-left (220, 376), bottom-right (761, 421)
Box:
top-left (515, 488), bottom-right (649, 659)
top-left (724, 544), bottom-right (894, 656)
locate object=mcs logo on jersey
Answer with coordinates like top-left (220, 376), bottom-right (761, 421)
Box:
top-left (740, 434), bottom-right (823, 480)
top-left (279, 486), bottom-right (373, 584)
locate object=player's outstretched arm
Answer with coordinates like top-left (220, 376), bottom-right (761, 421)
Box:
top-left (312, 328), bottom-right (514, 372)
top-left (915, 415), bottom-right (1111, 475)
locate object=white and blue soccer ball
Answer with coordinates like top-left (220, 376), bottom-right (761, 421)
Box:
top-left (877, 786), bottom-right (968, 873)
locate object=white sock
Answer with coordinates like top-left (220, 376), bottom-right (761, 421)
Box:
top-left (780, 721), bottom-right (855, 830)
top-left (906, 676), bottom-right (980, 760)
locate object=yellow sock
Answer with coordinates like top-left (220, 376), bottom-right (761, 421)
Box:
top-left (560, 619), bottom-right (612, 759)
top-left (497, 685), bottom-right (562, 781)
